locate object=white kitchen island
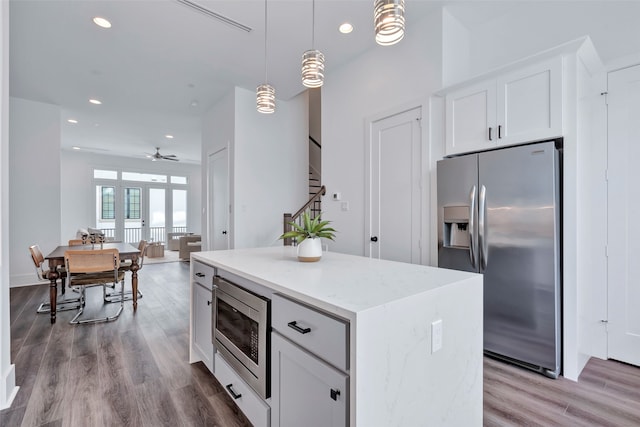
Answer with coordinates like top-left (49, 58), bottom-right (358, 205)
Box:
top-left (190, 246), bottom-right (483, 427)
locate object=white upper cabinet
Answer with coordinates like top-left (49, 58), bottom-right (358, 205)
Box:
top-left (445, 56), bottom-right (562, 156)
top-left (446, 80), bottom-right (498, 155)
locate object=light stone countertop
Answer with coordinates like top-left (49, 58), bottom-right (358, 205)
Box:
top-left (192, 246), bottom-right (479, 321)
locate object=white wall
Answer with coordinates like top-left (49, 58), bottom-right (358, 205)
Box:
top-left (201, 87), bottom-right (308, 250)
top-left (463, 1), bottom-right (640, 77)
top-left (60, 150), bottom-right (201, 240)
top-left (1, 0), bottom-right (18, 410)
top-left (233, 87), bottom-right (308, 248)
top-left (9, 98), bottom-right (61, 288)
top-left (322, 10), bottom-right (443, 257)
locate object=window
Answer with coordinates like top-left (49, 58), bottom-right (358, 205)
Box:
top-left (122, 171), bottom-right (168, 183)
top-left (101, 186), bottom-right (115, 220)
top-left (171, 176), bottom-right (188, 184)
top-left (94, 169), bottom-right (117, 180)
top-left (124, 188), bottom-right (141, 219)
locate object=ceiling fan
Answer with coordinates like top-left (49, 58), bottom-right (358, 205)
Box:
top-left (148, 147), bottom-right (179, 161)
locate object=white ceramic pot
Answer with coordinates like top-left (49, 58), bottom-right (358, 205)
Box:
top-left (297, 237), bottom-right (322, 262)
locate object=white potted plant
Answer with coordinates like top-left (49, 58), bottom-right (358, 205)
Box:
top-left (280, 212), bottom-right (336, 262)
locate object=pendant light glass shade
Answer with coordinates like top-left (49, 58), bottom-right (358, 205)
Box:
top-left (374, 0), bottom-right (405, 46)
top-left (301, 49), bottom-right (325, 88)
top-left (256, 84), bottom-right (275, 114)
top-left (301, 0), bottom-right (324, 88)
top-left (257, 0), bottom-right (275, 113)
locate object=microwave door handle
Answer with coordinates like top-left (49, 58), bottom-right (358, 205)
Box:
top-left (469, 185), bottom-right (477, 269)
top-left (478, 185), bottom-right (488, 270)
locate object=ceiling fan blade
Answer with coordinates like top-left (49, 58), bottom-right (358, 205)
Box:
top-left (162, 154), bottom-right (177, 157)
top-left (163, 157), bottom-right (179, 161)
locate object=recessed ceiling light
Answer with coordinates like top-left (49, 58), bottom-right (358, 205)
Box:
top-left (93, 17), bottom-right (112, 29)
top-left (67, 119), bottom-right (78, 124)
top-left (339, 22), bottom-right (353, 34)
top-left (89, 98), bottom-right (102, 105)
top-left (72, 146), bottom-right (81, 150)
top-left (165, 134), bottom-right (174, 139)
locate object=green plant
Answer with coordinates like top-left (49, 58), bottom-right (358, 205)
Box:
top-left (280, 211), bottom-right (336, 243)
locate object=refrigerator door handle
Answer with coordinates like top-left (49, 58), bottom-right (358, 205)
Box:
top-left (469, 185), bottom-right (477, 269)
top-left (479, 185), bottom-right (488, 270)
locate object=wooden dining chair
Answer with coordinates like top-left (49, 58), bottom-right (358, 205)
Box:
top-left (64, 248), bottom-right (125, 324)
top-left (104, 239), bottom-right (147, 303)
top-left (29, 244), bottom-right (80, 313)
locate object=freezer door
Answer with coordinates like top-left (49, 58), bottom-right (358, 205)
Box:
top-left (478, 141), bottom-right (561, 375)
top-left (437, 154), bottom-right (479, 273)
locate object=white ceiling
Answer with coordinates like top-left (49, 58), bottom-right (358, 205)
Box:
top-left (9, 0), bottom-right (442, 163)
top-left (10, 1), bottom-right (640, 164)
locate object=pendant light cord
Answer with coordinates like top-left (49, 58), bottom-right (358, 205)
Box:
top-left (264, 0), bottom-right (268, 81)
top-left (311, 0), bottom-right (315, 48)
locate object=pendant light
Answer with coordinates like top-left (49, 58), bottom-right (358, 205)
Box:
top-left (374, 0), bottom-right (405, 46)
top-left (301, 0), bottom-right (324, 88)
top-left (257, 0), bottom-right (275, 113)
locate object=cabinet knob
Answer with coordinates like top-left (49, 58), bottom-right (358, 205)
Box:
top-left (498, 125), bottom-right (502, 139)
top-left (330, 388), bottom-right (341, 401)
top-left (370, 236), bottom-right (378, 242)
top-left (488, 127), bottom-right (493, 141)
top-left (195, 272), bottom-right (205, 278)
top-left (222, 230), bottom-right (227, 235)
top-left (207, 300), bottom-right (211, 306)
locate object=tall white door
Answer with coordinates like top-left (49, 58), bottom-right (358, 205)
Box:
top-left (367, 107), bottom-right (422, 264)
top-left (607, 64), bottom-right (640, 366)
top-left (208, 148), bottom-right (230, 250)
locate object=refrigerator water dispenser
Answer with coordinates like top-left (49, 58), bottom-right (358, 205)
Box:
top-left (443, 206), bottom-right (470, 249)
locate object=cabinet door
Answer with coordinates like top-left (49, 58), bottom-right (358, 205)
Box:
top-left (497, 56), bottom-right (562, 145)
top-left (271, 333), bottom-right (348, 427)
top-left (445, 80), bottom-right (497, 155)
top-left (193, 281), bottom-right (214, 371)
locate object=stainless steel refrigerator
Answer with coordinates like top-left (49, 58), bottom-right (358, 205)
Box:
top-left (437, 140), bottom-right (561, 378)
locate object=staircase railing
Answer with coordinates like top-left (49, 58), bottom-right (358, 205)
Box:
top-left (283, 185), bottom-right (326, 246)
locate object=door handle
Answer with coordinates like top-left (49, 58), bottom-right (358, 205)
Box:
top-left (478, 185), bottom-right (488, 270)
top-left (468, 185), bottom-right (477, 269)
top-left (370, 236), bottom-right (378, 242)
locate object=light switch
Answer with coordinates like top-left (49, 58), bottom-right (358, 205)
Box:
top-left (431, 319), bottom-right (443, 353)
top-left (341, 202), bottom-right (349, 212)
top-left (333, 192), bottom-right (341, 201)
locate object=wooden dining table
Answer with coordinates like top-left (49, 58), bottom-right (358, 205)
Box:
top-left (44, 242), bottom-right (141, 324)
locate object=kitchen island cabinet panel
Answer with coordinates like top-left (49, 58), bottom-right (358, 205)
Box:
top-left (271, 332), bottom-right (348, 427)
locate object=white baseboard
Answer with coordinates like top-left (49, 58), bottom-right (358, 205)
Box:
top-left (10, 272), bottom-right (41, 288)
top-left (0, 363), bottom-right (18, 410)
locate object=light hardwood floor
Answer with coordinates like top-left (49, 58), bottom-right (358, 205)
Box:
top-left (2, 260), bottom-right (640, 426)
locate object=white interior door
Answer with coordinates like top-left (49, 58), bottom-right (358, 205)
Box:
top-left (367, 107), bottom-right (422, 264)
top-left (607, 64), bottom-right (640, 366)
top-left (208, 148), bottom-right (230, 250)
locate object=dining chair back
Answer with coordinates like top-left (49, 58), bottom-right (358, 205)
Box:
top-left (106, 240), bottom-right (147, 303)
top-left (64, 248), bottom-right (125, 324)
top-left (29, 244), bottom-right (80, 314)
top-left (68, 239), bottom-right (88, 246)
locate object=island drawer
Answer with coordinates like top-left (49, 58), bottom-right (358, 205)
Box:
top-left (272, 294), bottom-right (349, 371)
top-left (192, 261), bottom-right (214, 288)
top-left (215, 352), bottom-right (270, 427)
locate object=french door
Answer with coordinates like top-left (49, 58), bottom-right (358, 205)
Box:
top-left (96, 183), bottom-right (185, 244)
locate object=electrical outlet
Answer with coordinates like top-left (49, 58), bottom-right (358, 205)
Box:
top-left (431, 319), bottom-right (443, 353)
